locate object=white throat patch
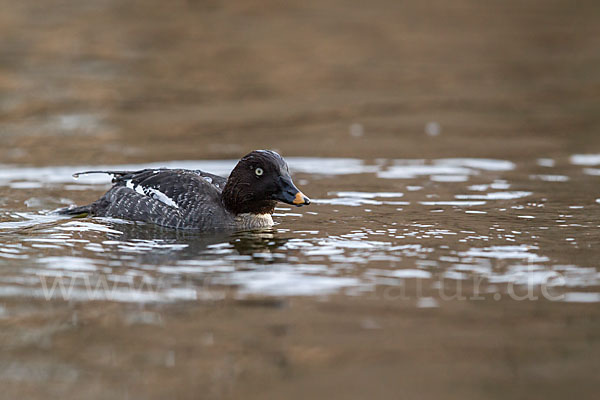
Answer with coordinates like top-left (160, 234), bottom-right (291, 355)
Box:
top-left (236, 213), bottom-right (274, 229)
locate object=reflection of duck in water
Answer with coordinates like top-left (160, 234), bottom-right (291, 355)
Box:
top-left (103, 221), bottom-right (289, 264)
top-left (59, 150), bottom-right (310, 231)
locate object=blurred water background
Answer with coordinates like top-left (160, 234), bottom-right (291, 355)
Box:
top-left (1, 1), bottom-right (599, 399)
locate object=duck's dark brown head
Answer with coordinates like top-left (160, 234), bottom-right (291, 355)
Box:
top-left (222, 150), bottom-right (310, 215)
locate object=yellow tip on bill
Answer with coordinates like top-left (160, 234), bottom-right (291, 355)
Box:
top-left (293, 191), bottom-right (310, 205)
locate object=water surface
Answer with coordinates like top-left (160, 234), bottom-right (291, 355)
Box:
top-left (2, 155), bottom-right (598, 303)
top-left (2, 0), bottom-right (600, 398)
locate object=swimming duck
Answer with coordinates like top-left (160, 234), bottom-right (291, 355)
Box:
top-left (59, 150), bottom-right (310, 230)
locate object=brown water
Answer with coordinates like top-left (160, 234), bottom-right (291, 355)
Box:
top-left (1, 0), bottom-right (600, 399)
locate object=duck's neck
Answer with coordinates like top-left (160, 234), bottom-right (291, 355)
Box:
top-left (235, 213), bottom-right (274, 229)
top-left (222, 181), bottom-right (276, 216)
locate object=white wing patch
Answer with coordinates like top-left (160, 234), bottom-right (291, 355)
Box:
top-left (126, 179), bottom-right (145, 195)
top-left (148, 188), bottom-right (179, 209)
top-left (125, 180), bottom-right (179, 209)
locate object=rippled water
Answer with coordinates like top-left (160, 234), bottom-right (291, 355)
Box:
top-left (3, 0), bottom-right (600, 397)
top-left (2, 155), bottom-right (598, 304)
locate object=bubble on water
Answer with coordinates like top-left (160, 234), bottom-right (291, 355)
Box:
top-left (165, 350), bottom-right (176, 368)
top-left (55, 113), bottom-right (101, 132)
top-left (417, 297), bottom-right (439, 308)
top-left (425, 121), bottom-right (441, 136)
top-left (537, 158), bottom-right (555, 167)
top-left (349, 123), bottom-right (364, 137)
top-left (361, 318), bottom-right (381, 329)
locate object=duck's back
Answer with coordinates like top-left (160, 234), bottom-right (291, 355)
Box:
top-left (82, 169), bottom-right (235, 230)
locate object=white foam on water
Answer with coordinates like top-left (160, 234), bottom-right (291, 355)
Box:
top-left (420, 201), bottom-right (486, 207)
top-left (57, 221), bottom-right (123, 234)
top-left (467, 181), bottom-right (511, 191)
top-left (288, 158), bottom-right (378, 175)
top-left (220, 270), bottom-right (361, 296)
top-left (378, 164), bottom-right (473, 179)
top-left (530, 174), bottom-right (569, 182)
top-left (562, 292), bottom-right (600, 303)
top-left (537, 158), bottom-right (555, 167)
top-left (312, 198), bottom-right (382, 206)
top-left (487, 265), bottom-right (562, 286)
top-left (430, 175), bottom-right (469, 182)
top-left (0, 213), bottom-right (65, 231)
top-left (583, 168), bottom-right (600, 176)
top-left (0, 283), bottom-right (199, 303)
top-left (38, 256), bottom-right (98, 271)
top-left (570, 154), bottom-right (600, 166)
top-left (434, 158), bottom-right (515, 171)
top-left (460, 245), bottom-right (548, 262)
top-left (368, 268), bottom-right (432, 279)
top-left (1, 155), bottom-right (597, 304)
top-left (9, 182), bottom-right (44, 189)
top-left (0, 158), bottom-right (377, 189)
top-left (0, 157), bottom-right (517, 192)
top-left (417, 297), bottom-right (439, 308)
top-left (333, 191), bottom-right (404, 198)
top-left (455, 191), bottom-right (532, 200)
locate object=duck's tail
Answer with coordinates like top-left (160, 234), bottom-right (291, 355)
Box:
top-left (72, 169), bottom-right (149, 182)
top-left (56, 204), bottom-right (92, 217)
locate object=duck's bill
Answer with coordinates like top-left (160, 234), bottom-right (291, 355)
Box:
top-left (274, 177), bottom-right (311, 207)
top-left (291, 191), bottom-right (311, 206)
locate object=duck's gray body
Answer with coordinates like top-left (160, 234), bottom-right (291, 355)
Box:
top-left (65, 169), bottom-right (270, 230)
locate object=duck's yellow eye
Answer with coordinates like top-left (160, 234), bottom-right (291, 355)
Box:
top-left (255, 167), bottom-right (263, 176)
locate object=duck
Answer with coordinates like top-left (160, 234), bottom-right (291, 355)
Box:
top-left (59, 150), bottom-right (310, 230)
